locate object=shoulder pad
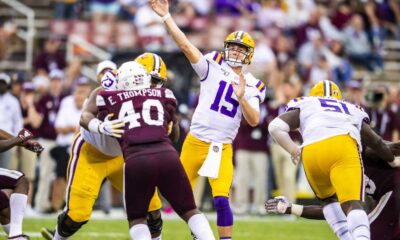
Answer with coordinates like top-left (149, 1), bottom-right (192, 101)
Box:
top-left (96, 94), bottom-right (106, 107)
top-left (165, 88), bottom-right (176, 100)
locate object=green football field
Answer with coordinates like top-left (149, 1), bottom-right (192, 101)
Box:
top-left (3, 216), bottom-right (336, 239)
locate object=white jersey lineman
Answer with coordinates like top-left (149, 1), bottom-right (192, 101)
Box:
top-left (286, 96), bottom-right (370, 150)
top-left (190, 51), bottom-right (266, 143)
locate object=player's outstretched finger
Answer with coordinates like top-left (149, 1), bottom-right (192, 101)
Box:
top-left (112, 122), bottom-right (125, 128)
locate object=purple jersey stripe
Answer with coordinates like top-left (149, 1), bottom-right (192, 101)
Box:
top-left (260, 86), bottom-right (266, 92)
top-left (212, 51), bottom-right (218, 61)
top-left (66, 134), bottom-right (81, 179)
top-left (65, 138), bottom-right (85, 213)
top-left (256, 80), bottom-right (261, 88)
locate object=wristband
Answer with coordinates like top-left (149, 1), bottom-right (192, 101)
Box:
top-left (291, 204), bottom-right (304, 217)
top-left (88, 118), bottom-right (101, 133)
top-left (162, 13), bottom-right (171, 22)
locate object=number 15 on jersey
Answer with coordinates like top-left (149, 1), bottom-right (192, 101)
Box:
top-left (210, 80), bottom-right (239, 118)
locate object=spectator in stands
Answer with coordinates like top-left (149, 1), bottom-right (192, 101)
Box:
top-left (297, 30), bottom-right (330, 78)
top-left (51, 77), bottom-right (91, 212)
top-left (344, 78), bottom-right (366, 106)
top-left (376, 0), bottom-right (400, 40)
top-left (0, 21), bottom-right (17, 61)
top-left (268, 78), bottom-right (302, 204)
top-left (119, 0), bottom-right (146, 21)
top-left (273, 34), bottom-right (295, 70)
top-left (365, 84), bottom-right (399, 141)
top-left (286, 0), bottom-right (316, 28)
top-left (256, 0), bottom-right (286, 30)
top-left (177, 0), bottom-right (212, 16)
top-left (247, 31), bottom-right (277, 81)
top-left (134, 2), bottom-right (167, 51)
top-left (363, 1), bottom-right (384, 51)
top-left (10, 72), bottom-right (25, 98)
top-left (10, 82), bottom-right (39, 214)
top-left (215, 0), bottom-right (259, 16)
top-left (331, 1), bottom-right (354, 30)
top-left (328, 40), bottom-right (353, 89)
top-left (343, 14), bottom-right (384, 72)
top-left (294, 7), bottom-right (323, 48)
top-left (0, 73), bottom-right (23, 169)
top-left (33, 35), bottom-right (66, 76)
top-left (90, 0), bottom-right (120, 26)
top-left (32, 75), bottom-right (50, 98)
top-left (309, 54), bottom-right (331, 85)
top-left (54, 0), bottom-right (79, 20)
top-left (33, 69), bottom-right (68, 213)
top-left (233, 101), bottom-right (269, 215)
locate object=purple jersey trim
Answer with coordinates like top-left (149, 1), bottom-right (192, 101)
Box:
top-left (65, 136), bottom-right (84, 214)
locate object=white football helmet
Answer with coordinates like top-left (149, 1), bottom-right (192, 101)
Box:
top-left (117, 61), bottom-right (151, 90)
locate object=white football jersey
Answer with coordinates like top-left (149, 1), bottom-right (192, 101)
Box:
top-left (80, 127), bottom-right (122, 157)
top-left (190, 51), bottom-right (266, 143)
top-left (286, 96), bottom-right (370, 149)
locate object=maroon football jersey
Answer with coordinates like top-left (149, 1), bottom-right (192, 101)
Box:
top-left (97, 88), bottom-right (177, 155)
top-left (363, 153), bottom-right (400, 240)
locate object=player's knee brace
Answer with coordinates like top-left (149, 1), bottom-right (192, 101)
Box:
top-left (146, 210), bottom-right (163, 236)
top-left (57, 212), bottom-right (88, 237)
top-left (214, 196), bottom-right (233, 226)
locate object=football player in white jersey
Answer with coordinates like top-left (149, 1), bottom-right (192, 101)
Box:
top-left (268, 80), bottom-right (396, 240)
top-left (150, 1), bottom-right (265, 238)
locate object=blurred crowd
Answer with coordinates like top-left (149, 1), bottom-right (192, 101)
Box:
top-left (0, 0), bottom-right (399, 216)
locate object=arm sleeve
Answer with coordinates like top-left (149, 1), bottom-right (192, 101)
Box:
top-left (13, 99), bottom-right (23, 135)
top-left (190, 54), bottom-right (209, 81)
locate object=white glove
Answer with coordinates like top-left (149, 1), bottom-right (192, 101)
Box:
top-left (88, 114), bottom-right (125, 138)
top-left (265, 196), bottom-right (291, 214)
top-left (290, 147), bottom-right (302, 165)
top-left (388, 156), bottom-right (400, 168)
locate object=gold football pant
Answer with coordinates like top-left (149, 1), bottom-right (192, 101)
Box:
top-left (302, 134), bottom-right (364, 203)
top-left (65, 133), bottom-right (161, 222)
top-left (180, 132), bottom-right (233, 197)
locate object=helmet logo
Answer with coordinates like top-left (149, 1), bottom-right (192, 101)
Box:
top-left (333, 89), bottom-right (339, 96)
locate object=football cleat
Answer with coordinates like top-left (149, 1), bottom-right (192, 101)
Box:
top-left (134, 52), bottom-right (167, 87)
top-left (40, 227), bottom-right (55, 240)
top-left (223, 31), bottom-right (255, 67)
top-left (309, 80), bottom-right (342, 100)
top-left (8, 234), bottom-right (30, 240)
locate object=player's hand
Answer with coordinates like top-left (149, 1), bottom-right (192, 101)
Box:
top-left (150, 0), bottom-right (169, 18)
top-left (167, 121), bottom-right (173, 135)
top-left (23, 140), bottom-right (44, 154)
top-left (265, 196), bottom-right (291, 214)
top-left (290, 146), bottom-right (302, 165)
top-left (17, 128), bottom-right (34, 142)
top-left (231, 72), bottom-right (246, 100)
top-left (389, 141), bottom-right (400, 156)
top-left (98, 114), bottom-right (125, 138)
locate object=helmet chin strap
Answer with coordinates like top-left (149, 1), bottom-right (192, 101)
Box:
top-left (226, 60), bottom-right (243, 68)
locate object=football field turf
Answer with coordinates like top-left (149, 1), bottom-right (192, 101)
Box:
top-left (5, 216), bottom-right (336, 239)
